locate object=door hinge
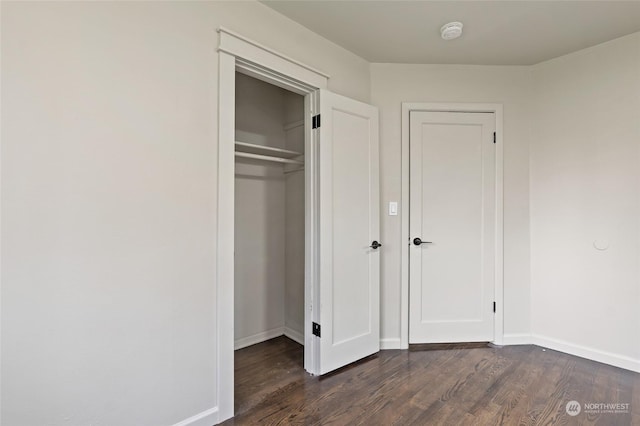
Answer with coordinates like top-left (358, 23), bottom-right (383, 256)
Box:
top-left (493, 132), bottom-right (496, 144)
top-left (493, 302), bottom-right (496, 313)
top-left (312, 114), bottom-right (321, 129)
top-left (312, 322), bottom-right (321, 337)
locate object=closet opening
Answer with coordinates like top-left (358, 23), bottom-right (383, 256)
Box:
top-left (233, 72), bottom-right (307, 413)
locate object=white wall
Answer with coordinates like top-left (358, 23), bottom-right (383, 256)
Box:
top-left (4, 0), bottom-right (639, 423)
top-left (370, 64), bottom-right (533, 344)
top-left (234, 73), bottom-right (287, 348)
top-left (0, 2), bottom-right (369, 425)
top-left (530, 32), bottom-right (640, 370)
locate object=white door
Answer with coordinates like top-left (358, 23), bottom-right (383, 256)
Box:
top-left (409, 111), bottom-right (495, 344)
top-left (316, 89), bottom-right (380, 375)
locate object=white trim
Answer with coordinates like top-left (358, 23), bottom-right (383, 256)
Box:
top-left (218, 27), bottom-right (329, 91)
top-left (531, 334), bottom-right (640, 373)
top-left (400, 102), bottom-right (505, 349)
top-left (171, 407), bottom-right (219, 426)
top-left (218, 27), bottom-right (330, 78)
top-left (216, 50), bottom-right (236, 424)
top-left (494, 106), bottom-right (505, 346)
top-left (400, 104), bottom-right (410, 349)
top-left (233, 326), bottom-right (305, 350)
top-left (284, 326), bottom-right (305, 346)
top-left (303, 92), bottom-right (319, 375)
top-left (487, 333), bottom-right (640, 373)
top-left (235, 57), bottom-right (318, 96)
top-left (0, 0), bottom-right (3, 414)
top-left (380, 338), bottom-right (402, 350)
top-left (234, 327), bottom-right (286, 350)
top-left (217, 29), bottom-right (326, 423)
top-left (502, 333), bottom-right (532, 345)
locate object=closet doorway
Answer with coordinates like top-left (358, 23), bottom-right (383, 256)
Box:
top-left (217, 28), bottom-right (380, 422)
top-left (233, 72), bottom-right (307, 417)
top-left (234, 72), bottom-right (306, 353)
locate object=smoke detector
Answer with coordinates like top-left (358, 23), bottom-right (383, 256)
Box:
top-left (441, 22), bottom-right (463, 40)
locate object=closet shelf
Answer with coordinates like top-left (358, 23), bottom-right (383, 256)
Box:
top-left (235, 141), bottom-right (302, 159)
top-left (235, 152), bottom-right (304, 165)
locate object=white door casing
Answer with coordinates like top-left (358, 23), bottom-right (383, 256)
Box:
top-left (217, 29), bottom-right (329, 423)
top-left (217, 29), bottom-right (381, 422)
top-left (409, 111), bottom-right (496, 344)
top-left (316, 89), bottom-right (380, 374)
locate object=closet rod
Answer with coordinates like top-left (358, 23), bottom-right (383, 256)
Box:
top-left (235, 152), bottom-right (304, 165)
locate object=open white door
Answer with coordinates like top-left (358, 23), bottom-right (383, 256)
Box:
top-left (315, 89), bottom-right (380, 375)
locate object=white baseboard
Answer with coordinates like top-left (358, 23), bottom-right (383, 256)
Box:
top-left (467, 332), bottom-right (640, 373)
top-left (380, 338), bottom-right (402, 350)
top-left (284, 326), bottom-right (304, 345)
top-left (234, 327), bottom-right (285, 350)
top-left (502, 333), bottom-right (532, 345)
top-left (172, 407), bottom-right (219, 426)
top-left (531, 334), bottom-right (640, 373)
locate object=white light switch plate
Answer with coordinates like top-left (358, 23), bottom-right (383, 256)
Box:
top-left (388, 201), bottom-right (398, 216)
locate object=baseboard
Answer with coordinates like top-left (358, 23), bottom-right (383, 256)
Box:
top-left (380, 338), bottom-right (402, 350)
top-left (502, 333), bottom-right (532, 345)
top-left (284, 326), bottom-right (304, 345)
top-left (172, 407), bottom-right (219, 426)
top-left (531, 334), bottom-right (640, 373)
top-left (234, 327), bottom-right (284, 350)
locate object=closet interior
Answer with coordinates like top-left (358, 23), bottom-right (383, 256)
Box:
top-left (234, 72), bottom-right (306, 355)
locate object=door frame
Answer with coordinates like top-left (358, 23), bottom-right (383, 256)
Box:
top-left (216, 28), bottom-right (329, 422)
top-left (400, 102), bottom-right (504, 349)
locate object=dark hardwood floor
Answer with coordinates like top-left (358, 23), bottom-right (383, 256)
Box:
top-left (223, 336), bottom-right (640, 425)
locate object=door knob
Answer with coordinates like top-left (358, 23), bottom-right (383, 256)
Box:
top-left (413, 237), bottom-right (432, 246)
top-left (370, 240), bottom-right (382, 249)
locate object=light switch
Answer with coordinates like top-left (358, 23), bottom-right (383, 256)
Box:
top-left (388, 201), bottom-right (398, 216)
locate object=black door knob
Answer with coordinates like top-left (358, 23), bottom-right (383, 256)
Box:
top-left (413, 238), bottom-right (432, 246)
top-left (370, 241), bottom-right (382, 249)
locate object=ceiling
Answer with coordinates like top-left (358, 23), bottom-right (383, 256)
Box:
top-left (262, 1), bottom-right (640, 65)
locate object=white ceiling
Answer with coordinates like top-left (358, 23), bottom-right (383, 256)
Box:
top-left (262, 1), bottom-right (640, 65)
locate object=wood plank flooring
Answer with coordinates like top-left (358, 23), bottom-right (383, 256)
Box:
top-left (223, 336), bottom-right (640, 425)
